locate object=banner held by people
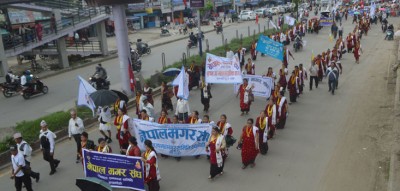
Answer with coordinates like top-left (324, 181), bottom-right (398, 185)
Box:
top-left (82, 149), bottom-right (145, 191)
top-left (256, 35), bottom-right (284, 61)
top-left (205, 53), bottom-right (243, 84)
top-left (77, 76), bottom-right (96, 116)
top-left (319, 17), bottom-right (334, 26)
top-left (234, 75), bottom-right (274, 98)
top-left (132, 119), bottom-right (212, 157)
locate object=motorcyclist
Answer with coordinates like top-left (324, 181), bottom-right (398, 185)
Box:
top-left (189, 32), bottom-right (197, 46)
top-left (388, 24), bottom-right (394, 31)
top-left (93, 64), bottom-right (107, 89)
top-left (21, 70), bottom-right (35, 90)
top-left (5, 70), bottom-right (19, 84)
top-left (294, 32), bottom-right (303, 48)
top-left (136, 39), bottom-right (144, 54)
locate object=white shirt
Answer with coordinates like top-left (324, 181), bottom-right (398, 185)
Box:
top-left (20, 75), bottom-right (27, 86)
top-left (11, 152), bottom-right (26, 177)
top-left (39, 130), bottom-right (56, 153)
top-left (309, 64), bottom-right (318, 76)
top-left (175, 99), bottom-right (190, 115)
top-left (17, 140), bottom-right (32, 162)
top-left (68, 117), bottom-right (84, 137)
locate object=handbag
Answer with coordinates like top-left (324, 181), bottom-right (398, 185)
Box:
top-left (22, 165), bottom-right (31, 175)
top-left (225, 135), bottom-right (237, 147)
top-left (249, 92), bottom-right (255, 102)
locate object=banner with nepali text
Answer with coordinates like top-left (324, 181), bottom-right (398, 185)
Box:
top-left (234, 75), bottom-right (274, 98)
top-left (255, 35), bottom-right (284, 61)
top-left (205, 53), bottom-right (243, 84)
top-left (132, 119), bottom-right (212, 157)
top-left (319, 16), bottom-right (334, 26)
top-left (82, 149), bottom-right (145, 191)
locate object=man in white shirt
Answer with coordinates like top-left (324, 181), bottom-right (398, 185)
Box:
top-left (68, 109), bottom-right (85, 163)
top-left (14, 133), bottom-right (40, 182)
top-left (226, 47), bottom-right (234, 59)
top-left (309, 61), bottom-right (319, 90)
top-left (142, 98), bottom-right (154, 118)
top-left (10, 145), bottom-right (33, 191)
top-left (39, 120), bottom-right (60, 175)
top-left (175, 98), bottom-right (190, 122)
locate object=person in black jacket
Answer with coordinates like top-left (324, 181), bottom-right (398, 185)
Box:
top-left (79, 132), bottom-right (95, 163)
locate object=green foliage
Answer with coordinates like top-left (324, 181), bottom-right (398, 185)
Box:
top-left (0, 106), bottom-right (93, 153)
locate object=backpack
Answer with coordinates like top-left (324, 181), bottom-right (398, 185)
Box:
top-left (19, 142), bottom-right (32, 153)
top-left (40, 133), bottom-right (50, 149)
top-left (5, 74), bottom-right (11, 83)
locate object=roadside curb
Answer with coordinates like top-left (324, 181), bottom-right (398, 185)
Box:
top-left (37, 24), bottom-right (232, 80)
top-left (388, 40), bottom-right (400, 191)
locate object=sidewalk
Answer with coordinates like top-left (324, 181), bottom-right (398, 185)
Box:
top-left (6, 22), bottom-right (231, 79)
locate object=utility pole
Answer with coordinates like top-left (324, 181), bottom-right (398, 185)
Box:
top-left (197, 9), bottom-right (203, 57)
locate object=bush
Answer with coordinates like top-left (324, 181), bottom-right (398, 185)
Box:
top-left (0, 106), bottom-right (94, 153)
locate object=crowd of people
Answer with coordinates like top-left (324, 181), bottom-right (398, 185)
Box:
top-left (7, 2), bottom-right (390, 191)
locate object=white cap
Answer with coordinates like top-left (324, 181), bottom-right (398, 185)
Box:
top-left (40, 120), bottom-right (47, 127)
top-left (13, 132), bottom-right (22, 139)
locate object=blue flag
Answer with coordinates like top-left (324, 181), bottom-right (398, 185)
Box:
top-left (256, 35), bottom-right (284, 61)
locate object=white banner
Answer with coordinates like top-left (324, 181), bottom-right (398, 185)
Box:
top-left (234, 75), bottom-right (274, 98)
top-left (205, 53), bottom-right (243, 84)
top-left (131, 119), bottom-right (212, 157)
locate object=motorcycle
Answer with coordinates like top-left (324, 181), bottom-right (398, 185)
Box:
top-left (216, 25), bottom-right (223, 34)
top-left (385, 29), bottom-right (394, 40)
top-left (131, 52), bottom-right (142, 72)
top-left (20, 77), bottom-right (48, 99)
top-left (293, 39), bottom-right (303, 52)
top-left (89, 75), bottom-right (110, 90)
top-left (136, 39), bottom-right (151, 56)
top-left (1, 81), bottom-right (22, 98)
top-left (382, 23), bottom-right (387, 32)
top-left (187, 39), bottom-right (197, 49)
top-left (161, 24), bottom-right (170, 35)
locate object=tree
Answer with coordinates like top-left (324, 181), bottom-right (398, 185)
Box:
top-left (200, 0), bottom-right (214, 15)
top-left (293, 0), bottom-right (301, 20)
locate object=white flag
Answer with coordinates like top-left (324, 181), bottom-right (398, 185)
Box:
top-left (77, 76), bottom-right (96, 116)
top-left (174, 66), bottom-right (189, 100)
top-left (285, 16), bottom-right (296, 26)
top-left (270, 20), bottom-right (278, 30)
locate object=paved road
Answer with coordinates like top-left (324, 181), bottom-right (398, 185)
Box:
top-left (0, 15), bottom-right (394, 190)
top-left (0, 19), bottom-right (264, 128)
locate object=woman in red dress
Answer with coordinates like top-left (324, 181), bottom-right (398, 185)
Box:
top-left (126, 137), bottom-right (141, 157)
top-left (236, 79), bottom-right (253, 116)
top-left (278, 64), bottom-right (288, 91)
top-left (206, 127), bottom-right (226, 180)
top-left (158, 110), bottom-right (171, 158)
top-left (354, 42), bottom-right (362, 64)
top-left (238, 118), bottom-right (259, 169)
top-left (114, 107), bottom-right (131, 154)
top-left (346, 33), bottom-right (353, 53)
top-left (141, 140), bottom-right (161, 191)
top-left (255, 111), bottom-right (268, 155)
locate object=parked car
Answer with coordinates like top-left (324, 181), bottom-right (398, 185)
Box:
top-left (269, 7), bottom-right (279, 15)
top-left (277, 6), bottom-right (286, 13)
top-left (255, 8), bottom-right (268, 17)
top-left (239, 11), bottom-right (256, 20)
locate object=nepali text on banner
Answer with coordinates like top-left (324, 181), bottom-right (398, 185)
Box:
top-left (82, 149), bottom-right (145, 191)
top-left (205, 53), bottom-right (243, 84)
top-left (234, 75), bottom-right (274, 98)
top-left (255, 35), bottom-right (284, 61)
top-left (319, 17), bottom-right (334, 26)
top-left (132, 119), bottom-right (212, 157)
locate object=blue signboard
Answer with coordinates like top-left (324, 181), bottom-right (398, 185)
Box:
top-left (256, 35), bottom-right (284, 61)
top-left (319, 16), bottom-right (333, 26)
top-left (83, 149), bottom-right (145, 191)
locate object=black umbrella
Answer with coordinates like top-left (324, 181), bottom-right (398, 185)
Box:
top-left (89, 90), bottom-right (119, 107)
top-left (76, 177), bottom-right (112, 191)
top-left (111, 90), bottom-right (129, 103)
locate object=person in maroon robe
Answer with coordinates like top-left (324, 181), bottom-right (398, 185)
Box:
top-left (238, 118), bottom-right (259, 169)
top-left (255, 111), bottom-right (268, 155)
top-left (236, 79), bottom-right (253, 116)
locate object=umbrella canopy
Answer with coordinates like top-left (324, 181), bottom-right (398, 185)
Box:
top-left (76, 177), bottom-right (112, 191)
top-left (163, 68), bottom-right (181, 77)
top-left (90, 90), bottom-right (119, 107)
top-left (111, 90), bottom-right (129, 103)
top-left (354, 11), bottom-right (360, 15)
top-left (379, 8), bottom-right (386, 10)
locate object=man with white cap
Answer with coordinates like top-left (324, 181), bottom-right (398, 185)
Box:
top-left (10, 145), bottom-right (33, 191)
top-left (68, 109), bottom-right (85, 163)
top-left (14, 132), bottom-right (40, 182)
top-left (39, 120), bottom-right (60, 175)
